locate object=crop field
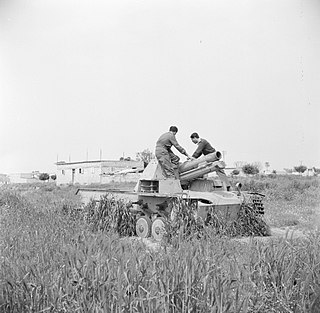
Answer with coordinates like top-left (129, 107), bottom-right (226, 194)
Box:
top-left (0, 175), bottom-right (320, 312)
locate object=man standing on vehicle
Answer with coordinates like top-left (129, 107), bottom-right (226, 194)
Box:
top-left (190, 132), bottom-right (231, 191)
top-left (156, 126), bottom-right (192, 178)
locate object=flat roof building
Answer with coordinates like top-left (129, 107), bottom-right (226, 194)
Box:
top-left (7, 172), bottom-right (40, 184)
top-left (56, 159), bottom-right (144, 185)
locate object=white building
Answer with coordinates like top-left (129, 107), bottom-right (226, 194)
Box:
top-left (8, 172), bottom-right (40, 184)
top-left (0, 174), bottom-right (9, 185)
top-left (302, 168), bottom-right (316, 177)
top-left (55, 159), bottom-right (144, 185)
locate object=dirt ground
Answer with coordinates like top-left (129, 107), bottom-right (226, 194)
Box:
top-left (131, 226), bottom-right (309, 252)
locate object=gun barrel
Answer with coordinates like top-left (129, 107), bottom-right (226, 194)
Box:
top-left (179, 161), bottom-right (225, 181)
top-left (179, 151), bottom-right (222, 173)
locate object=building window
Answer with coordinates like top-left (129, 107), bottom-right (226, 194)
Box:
top-left (62, 170), bottom-right (65, 175)
top-left (79, 168), bottom-right (84, 174)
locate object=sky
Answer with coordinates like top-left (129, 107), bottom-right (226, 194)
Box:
top-left (1, 0), bottom-right (319, 174)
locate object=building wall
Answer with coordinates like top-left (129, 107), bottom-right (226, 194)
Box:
top-left (302, 169), bottom-right (316, 177)
top-left (8, 173), bottom-right (39, 184)
top-left (56, 162), bottom-right (102, 185)
top-left (0, 174), bottom-right (9, 184)
top-left (56, 160), bottom-right (144, 185)
top-left (101, 173), bottom-right (141, 184)
top-left (100, 160), bottom-right (143, 174)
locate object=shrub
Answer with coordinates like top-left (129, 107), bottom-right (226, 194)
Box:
top-left (231, 169), bottom-right (240, 176)
top-left (39, 173), bottom-right (49, 181)
top-left (242, 164), bottom-right (259, 175)
top-left (294, 165), bottom-right (307, 174)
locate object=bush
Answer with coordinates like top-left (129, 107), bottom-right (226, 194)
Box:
top-left (231, 169), bottom-right (240, 176)
top-left (39, 173), bottom-right (50, 181)
top-left (242, 164), bottom-right (259, 175)
top-left (294, 165), bottom-right (307, 174)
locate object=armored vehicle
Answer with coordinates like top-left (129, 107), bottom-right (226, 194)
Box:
top-left (77, 152), bottom-right (264, 240)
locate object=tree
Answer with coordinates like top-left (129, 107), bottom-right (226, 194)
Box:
top-left (39, 173), bottom-right (50, 181)
top-left (136, 149), bottom-right (154, 167)
top-left (242, 163), bottom-right (259, 176)
top-left (50, 174), bottom-right (57, 180)
top-left (294, 165), bottom-right (307, 174)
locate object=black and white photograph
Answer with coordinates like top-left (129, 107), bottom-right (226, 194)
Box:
top-left (1, 0), bottom-right (320, 311)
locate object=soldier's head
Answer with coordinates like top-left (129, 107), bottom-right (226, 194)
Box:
top-left (169, 126), bottom-right (178, 135)
top-left (190, 132), bottom-right (200, 144)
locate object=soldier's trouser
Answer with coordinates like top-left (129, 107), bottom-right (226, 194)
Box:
top-left (216, 168), bottom-right (231, 188)
top-left (155, 149), bottom-right (180, 178)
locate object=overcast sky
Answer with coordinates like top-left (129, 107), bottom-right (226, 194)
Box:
top-left (1, 0), bottom-right (319, 174)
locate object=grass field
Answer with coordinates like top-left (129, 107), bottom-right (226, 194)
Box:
top-left (0, 175), bottom-right (319, 312)
top-left (230, 175), bottom-right (320, 230)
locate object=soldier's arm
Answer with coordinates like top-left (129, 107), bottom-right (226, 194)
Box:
top-left (192, 142), bottom-right (205, 158)
top-left (170, 135), bottom-right (188, 156)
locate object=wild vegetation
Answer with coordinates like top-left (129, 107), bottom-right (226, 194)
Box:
top-left (0, 175), bottom-right (319, 312)
top-left (230, 175), bottom-right (320, 229)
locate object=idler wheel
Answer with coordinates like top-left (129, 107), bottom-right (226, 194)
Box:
top-left (136, 216), bottom-right (152, 238)
top-left (151, 217), bottom-right (166, 241)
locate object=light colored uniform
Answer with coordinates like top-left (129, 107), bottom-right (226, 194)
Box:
top-left (155, 132), bottom-right (187, 178)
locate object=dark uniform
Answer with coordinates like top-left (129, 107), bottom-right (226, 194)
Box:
top-left (155, 132), bottom-right (187, 178)
top-left (192, 138), bottom-right (216, 158)
top-left (192, 138), bottom-right (231, 189)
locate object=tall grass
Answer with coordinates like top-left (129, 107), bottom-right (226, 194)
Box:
top-left (164, 198), bottom-right (270, 246)
top-left (84, 194), bottom-right (136, 236)
top-left (231, 175), bottom-right (319, 201)
top-left (0, 179), bottom-right (320, 312)
top-left (230, 175), bottom-right (320, 229)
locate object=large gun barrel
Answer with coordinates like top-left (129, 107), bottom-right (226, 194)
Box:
top-left (179, 151), bottom-right (222, 173)
top-left (179, 160), bottom-right (225, 181)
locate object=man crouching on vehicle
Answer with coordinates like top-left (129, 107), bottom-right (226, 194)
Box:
top-left (190, 132), bottom-right (231, 191)
top-left (155, 126), bottom-right (192, 178)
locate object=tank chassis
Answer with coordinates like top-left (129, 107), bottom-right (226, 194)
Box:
top-left (130, 151), bottom-right (244, 239)
top-left (76, 151), bottom-right (260, 240)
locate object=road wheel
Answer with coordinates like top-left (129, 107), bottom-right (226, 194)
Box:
top-left (136, 216), bottom-right (152, 238)
top-left (151, 217), bottom-right (166, 241)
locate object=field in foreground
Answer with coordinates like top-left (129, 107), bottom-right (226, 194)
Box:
top-left (0, 176), bottom-right (319, 312)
